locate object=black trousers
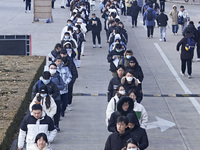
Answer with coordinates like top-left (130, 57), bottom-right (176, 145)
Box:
top-left (147, 26), bottom-right (154, 37)
top-left (160, 2), bottom-right (165, 12)
top-left (68, 85), bottom-right (73, 105)
top-left (53, 100), bottom-right (61, 127)
top-left (92, 32), bottom-right (101, 45)
top-left (25, 0), bottom-right (31, 10)
top-left (131, 16), bottom-right (137, 26)
top-left (52, 1), bottom-right (55, 8)
top-left (197, 43), bottom-right (200, 58)
top-left (181, 59), bottom-right (192, 75)
top-left (77, 45), bottom-right (81, 60)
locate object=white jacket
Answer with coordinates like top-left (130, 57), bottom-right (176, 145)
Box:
top-left (27, 143), bottom-right (52, 150)
top-left (134, 101), bottom-right (148, 129)
top-left (178, 10), bottom-right (189, 22)
top-left (29, 93), bottom-right (57, 118)
top-left (106, 94), bottom-right (120, 126)
top-left (18, 112), bottom-right (57, 149)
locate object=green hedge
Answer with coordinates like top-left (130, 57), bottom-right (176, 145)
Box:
top-left (0, 57), bottom-right (46, 150)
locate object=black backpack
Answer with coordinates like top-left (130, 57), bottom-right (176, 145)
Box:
top-left (178, 16), bottom-right (184, 25)
top-left (147, 10), bottom-right (153, 21)
top-left (185, 38), bottom-right (195, 52)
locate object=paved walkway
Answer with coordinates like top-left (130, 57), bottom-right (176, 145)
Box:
top-left (1, 0), bottom-right (200, 150)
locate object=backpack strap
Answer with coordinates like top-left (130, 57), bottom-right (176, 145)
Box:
top-left (37, 80), bottom-right (41, 91)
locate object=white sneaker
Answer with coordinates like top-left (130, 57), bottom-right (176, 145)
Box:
top-left (98, 44), bottom-right (102, 48)
top-left (28, 10), bottom-right (31, 13)
top-left (188, 75), bottom-right (192, 79)
top-left (196, 58), bottom-right (200, 61)
top-left (180, 71), bottom-right (185, 76)
top-left (67, 104), bottom-right (72, 111)
top-left (93, 45), bottom-right (96, 48)
top-left (159, 39), bottom-right (162, 42)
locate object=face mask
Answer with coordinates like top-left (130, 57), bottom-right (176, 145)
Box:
top-left (42, 79), bottom-right (50, 85)
top-left (119, 90), bottom-right (126, 95)
top-left (114, 2), bottom-right (117, 4)
top-left (126, 55), bottom-right (131, 59)
top-left (107, 6), bottom-right (110, 9)
top-left (40, 93), bottom-right (47, 98)
top-left (128, 148), bottom-right (137, 150)
top-left (116, 49), bottom-right (122, 52)
top-left (67, 23), bottom-right (71, 26)
top-left (49, 69), bottom-right (56, 75)
top-left (126, 77), bottom-right (133, 82)
top-left (93, 17), bottom-right (96, 20)
top-left (65, 36), bottom-right (69, 39)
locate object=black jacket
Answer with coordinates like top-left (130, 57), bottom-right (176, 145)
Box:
top-left (125, 58), bottom-right (144, 82)
top-left (197, 26), bottom-right (200, 44)
top-left (129, 1), bottom-right (141, 18)
top-left (107, 76), bottom-right (122, 102)
top-left (127, 113), bottom-right (149, 150)
top-left (121, 78), bottom-right (143, 103)
top-left (156, 12), bottom-right (168, 27)
top-left (104, 130), bottom-right (135, 150)
top-left (108, 97), bottom-right (139, 132)
top-left (176, 33), bottom-right (195, 60)
top-left (31, 80), bottom-right (60, 100)
top-left (183, 24), bottom-right (198, 41)
top-left (89, 17), bottom-right (102, 33)
top-left (107, 50), bottom-right (125, 72)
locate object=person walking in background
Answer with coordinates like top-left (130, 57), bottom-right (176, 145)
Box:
top-left (52, 0), bottom-right (55, 9)
top-left (169, 5), bottom-right (179, 35)
top-left (129, 1), bottom-right (141, 28)
top-left (89, 13), bottom-right (102, 48)
top-left (159, 0), bottom-right (165, 12)
top-left (178, 5), bottom-right (190, 34)
top-left (177, 30), bottom-right (195, 79)
top-left (156, 10), bottom-right (168, 42)
top-left (143, 4), bottom-right (157, 38)
top-left (197, 21), bottom-right (200, 61)
top-left (23, 0), bottom-right (31, 13)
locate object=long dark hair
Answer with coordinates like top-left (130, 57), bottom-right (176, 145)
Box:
top-left (37, 94), bottom-right (51, 109)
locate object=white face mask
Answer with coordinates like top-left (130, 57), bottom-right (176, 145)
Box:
top-left (119, 90), bottom-right (126, 95)
top-left (126, 77), bottom-right (133, 82)
top-left (49, 69), bottom-right (56, 75)
top-left (128, 148), bottom-right (137, 150)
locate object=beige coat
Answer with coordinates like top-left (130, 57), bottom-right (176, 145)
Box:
top-left (169, 9), bottom-right (179, 25)
top-left (125, 0), bottom-right (133, 9)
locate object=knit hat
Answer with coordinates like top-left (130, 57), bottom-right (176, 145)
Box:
top-left (129, 56), bottom-right (137, 63)
top-left (172, 5), bottom-right (176, 8)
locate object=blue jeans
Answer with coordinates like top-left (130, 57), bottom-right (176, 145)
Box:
top-left (172, 25), bottom-right (178, 33)
top-left (61, 93), bottom-right (68, 113)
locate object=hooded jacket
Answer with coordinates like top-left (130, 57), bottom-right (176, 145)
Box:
top-left (127, 113), bottom-right (149, 150)
top-left (29, 93), bottom-right (57, 118)
top-left (18, 112), bottom-right (57, 149)
top-left (121, 77), bottom-right (143, 103)
top-left (169, 6), bottom-right (179, 25)
top-left (108, 97), bottom-right (139, 132)
top-left (129, 1), bottom-right (141, 18)
top-left (143, 7), bottom-right (157, 26)
top-left (31, 78), bottom-right (60, 100)
top-left (125, 57), bottom-right (144, 82)
top-left (183, 23), bottom-right (198, 41)
top-left (176, 32), bottom-right (195, 60)
top-left (57, 64), bottom-right (72, 94)
top-left (106, 94), bottom-right (120, 126)
top-left (104, 129), bottom-right (135, 150)
top-left (107, 75), bottom-right (122, 101)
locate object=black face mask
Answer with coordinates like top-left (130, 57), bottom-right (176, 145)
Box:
top-left (61, 57), bottom-right (68, 64)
